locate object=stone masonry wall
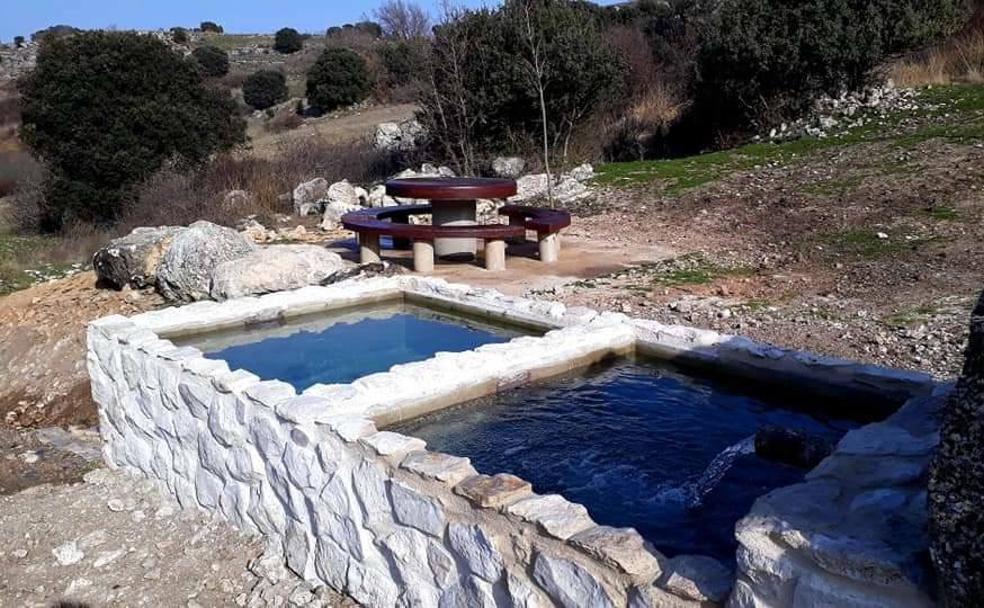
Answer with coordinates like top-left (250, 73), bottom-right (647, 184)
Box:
top-left (87, 276), bottom-right (939, 608)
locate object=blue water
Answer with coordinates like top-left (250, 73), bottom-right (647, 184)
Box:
top-left (191, 303), bottom-right (521, 390)
top-left (393, 360), bottom-right (861, 562)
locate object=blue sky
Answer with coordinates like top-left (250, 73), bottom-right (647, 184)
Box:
top-left (3, 0), bottom-right (622, 42)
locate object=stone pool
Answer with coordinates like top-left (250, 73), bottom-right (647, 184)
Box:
top-left (178, 302), bottom-right (525, 390)
top-left (87, 276), bottom-right (940, 607)
top-left (393, 357), bottom-right (861, 562)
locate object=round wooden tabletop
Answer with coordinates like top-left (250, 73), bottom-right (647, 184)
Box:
top-left (385, 177), bottom-right (517, 201)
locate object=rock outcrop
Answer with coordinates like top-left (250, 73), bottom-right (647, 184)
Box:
top-left (92, 226), bottom-right (185, 289)
top-left (209, 244), bottom-right (348, 300)
top-left (930, 290), bottom-right (984, 606)
top-left (373, 119), bottom-right (425, 152)
top-left (156, 221), bottom-right (257, 302)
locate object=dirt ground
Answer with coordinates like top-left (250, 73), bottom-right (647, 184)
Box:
top-left (0, 467), bottom-right (356, 607)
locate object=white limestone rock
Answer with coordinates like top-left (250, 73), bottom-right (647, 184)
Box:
top-left (156, 221), bottom-right (257, 302)
top-left (92, 226), bottom-right (185, 289)
top-left (361, 431), bottom-right (426, 460)
top-left (52, 541), bottom-right (85, 566)
top-left (492, 156), bottom-right (526, 178)
top-left (400, 451), bottom-right (476, 486)
top-left (533, 551), bottom-right (615, 608)
top-left (570, 526), bottom-right (663, 578)
top-left (448, 523), bottom-right (503, 582)
top-left (658, 554), bottom-right (733, 603)
top-left (208, 244), bottom-right (348, 300)
top-left (293, 177), bottom-right (329, 216)
top-left (390, 481), bottom-right (446, 537)
top-left (507, 494), bottom-right (596, 540)
top-left (568, 163), bottom-right (595, 182)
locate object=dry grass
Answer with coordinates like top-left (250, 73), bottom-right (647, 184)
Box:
top-left (889, 12), bottom-right (984, 87)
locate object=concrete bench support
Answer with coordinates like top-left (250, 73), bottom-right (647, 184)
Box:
top-left (413, 240), bottom-right (435, 273)
top-left (485, 239), bottom-right (507, 272)
top-left (359, 233), bottom-right (381, 263)
top-left (538, 232), bottom-right (559, 264)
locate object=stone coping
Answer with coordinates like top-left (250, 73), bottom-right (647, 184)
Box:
top-left (87, 276), bottom-right (940, 607)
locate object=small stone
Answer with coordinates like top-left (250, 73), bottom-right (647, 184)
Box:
top-left (107, 497), bottom-right (136, 512)
top-left (78, 528), bottom-right (109, 549)
top-left (131, 509), bottom-right (146, 523)
top-left (455, 474), bottom-right (533, 509)
top-left (144, 568), bottom-right (162, 580)
top-left (94, 549), bottom-right (126, 568)
top-left (52, 541), bottom-right (85, 566)
top-left (12, 549), bottom-right (28, 559)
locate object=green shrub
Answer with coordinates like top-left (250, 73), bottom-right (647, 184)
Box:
top-left (18, 31), bottom-right (244, 230)
top-left (696, 0), bottom-right (969, 134)
top-left (696, 0), bottom-right (883, 131)
top-left (170, 27), bottom-right (189, 44)
top-left (273, 27), bottom-right (304, 54)
top-left (874, 0), bottom-right (968, 52)
top-left (305, 48), bottom-right (373, 113)
top-left (377, 41), bottom-right (426, 89)
top-left (200, 21), bottom-right (223, 34)
top-left (191, 45), bottom-right (229, 77)
top-left (243, 69), bottom-right (289, 110)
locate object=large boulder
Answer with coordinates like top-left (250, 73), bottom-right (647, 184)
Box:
top-left (327, 179), bottom-right (361, 208)
top-left (92, 226), bottom-right (185, 289)
top-left (492, 157), bottom-right (526, 179)
top-left (209, 245), bottom-right (349, 300)
top-left (293, 177), bottom-right (329, 216)
top-left (157, 221), bottom-right (257, 302)
top-left (930, 290), bottom-right (984, 606)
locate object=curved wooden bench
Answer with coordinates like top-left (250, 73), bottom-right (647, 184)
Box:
top-left (342, 205), bottom-right (525, 272)
top-left (498, 205), bottom-right (572, 263)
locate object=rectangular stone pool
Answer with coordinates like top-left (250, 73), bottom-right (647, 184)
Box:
top-left (177, 301), bottom-right (527, 390)
top-left (391, 357), bottom-right (863, 562)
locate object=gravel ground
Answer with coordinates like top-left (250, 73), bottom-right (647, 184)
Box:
top-left (0, 467), bottom-right (359, 607)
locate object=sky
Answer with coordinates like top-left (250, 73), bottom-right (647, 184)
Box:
top-left (2, 0), bottom-right (622, 42)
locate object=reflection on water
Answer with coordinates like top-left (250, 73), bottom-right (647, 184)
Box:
top-left (393, 360), bottom-right (861, 562)
top-left (179, 302), bottom-right (524, 390)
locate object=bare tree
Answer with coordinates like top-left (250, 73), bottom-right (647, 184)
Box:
top-left (516, 1), bottom-right (552, 204)
top-left (374, 0), bottom-right (431, 40)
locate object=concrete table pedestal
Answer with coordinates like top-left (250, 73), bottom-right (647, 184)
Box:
top-left (431, 199), bottom-right (478, 259)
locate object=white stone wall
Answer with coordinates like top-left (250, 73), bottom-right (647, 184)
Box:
top-left (87, 276), bottom-right (939, 607)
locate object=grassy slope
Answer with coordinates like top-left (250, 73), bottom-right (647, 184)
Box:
top-left (594, 85), bottom-right (984, 195)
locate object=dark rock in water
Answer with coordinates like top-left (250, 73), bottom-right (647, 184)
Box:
top-left (92, 226), bottom-right (185, 289)
top-left (754, 426), bottom-right (834, 469)
top-left (320, 261), bottom-right (407, 285)
top-left (930, 291), bottom-right (984, 607)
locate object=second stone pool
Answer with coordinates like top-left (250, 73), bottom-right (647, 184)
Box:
top-left (391, 357), bottom-right (863, 562)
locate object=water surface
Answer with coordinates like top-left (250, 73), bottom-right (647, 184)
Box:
top-left (183, 301), bottom-right (523, 390)
top-left (393, 360), bottom-right (861, 562)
